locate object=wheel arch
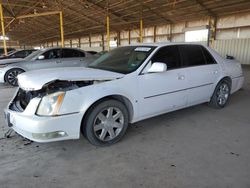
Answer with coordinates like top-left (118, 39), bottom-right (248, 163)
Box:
top-left (80, 94), bottom-right (134, 131)
top-left (211, 76), bottom-right (232, 99)
top-left (217, 76), bottom-right (232, 88)
top-left (4, 67), bottom-right (26, 82)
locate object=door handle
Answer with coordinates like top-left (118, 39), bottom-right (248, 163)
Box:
top-left (213, 70), bottom-right (218, 74)
top-left (178, 75), bottom-right (185, 80)
top-left (56, 60), bottom-right (61, 63)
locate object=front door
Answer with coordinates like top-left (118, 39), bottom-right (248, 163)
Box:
top-left (31, 49), bottom-right (62, 70)
top-left (137, 45), bottom-right (189, 119)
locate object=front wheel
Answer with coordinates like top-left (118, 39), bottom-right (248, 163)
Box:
top-left (82, 100), bottom-right (129, 146)
top-left (209, 79), bottom-right (231, 108)
top-left (5, 68), bottom-right (25, 86)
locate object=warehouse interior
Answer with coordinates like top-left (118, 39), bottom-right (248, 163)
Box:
top-left (0, 1), bottom-right (250, 188)
top-left (0, 0), bottom-right (250, 64)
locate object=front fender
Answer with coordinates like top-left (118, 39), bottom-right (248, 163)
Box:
top-left (59, 78), bottom-right (138, 122)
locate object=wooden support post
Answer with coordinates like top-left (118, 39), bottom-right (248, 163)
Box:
top-left (59, 11), bottom-right (64, 47)
top-left (89, 34), bottom-right (91, 47)
top-left (106, 15), bottom-right (110, 51)
top-left (153, 26), bottom-right (157, 43)
top-left (78, 38), bottom-right (81, 48)
top-left (140, 18), bottom-right (143, 43)
top-left (101, 34), bottom-right (104, 51)
top-left (209, 17), bottom-right (217, 47)
top-left (169, 24), bottom-right (172, 42)
top-left (70, 39), bottom-right (72, 48)
top-left (128, 30), bottom-right (131, 45)
top-left (0, 4), bottom-right (7, 55)
top-left (117, 31), bottom-right (120, 46)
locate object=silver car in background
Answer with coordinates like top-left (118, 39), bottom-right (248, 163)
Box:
top-left (0, 47), bottom-right (94, 86)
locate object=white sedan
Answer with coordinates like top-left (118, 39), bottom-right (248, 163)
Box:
top-left (4, 43), bottom-right (244, 146)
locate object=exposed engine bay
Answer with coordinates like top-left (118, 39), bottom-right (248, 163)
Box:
top-left (9, 80), bottom-right (106, 112)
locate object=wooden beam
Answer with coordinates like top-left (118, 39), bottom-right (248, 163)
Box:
top-left (138, 1), bottom-right (173, 24)
top-left (194, 0), bottom-right (216, 17)
top-left (86, 0), bottom-right (138, 29)
top-left (16, 11), bottom-right (61, 19)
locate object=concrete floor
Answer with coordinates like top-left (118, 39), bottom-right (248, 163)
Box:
top-left (0, 67), bottom-right (249, 188)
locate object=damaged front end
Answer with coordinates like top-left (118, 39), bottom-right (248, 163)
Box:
top-left (9, 80), bottom-right (96, 113)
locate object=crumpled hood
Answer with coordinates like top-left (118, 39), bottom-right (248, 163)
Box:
top-left (0, 58), bottom-right (25, 65)
top-left (17, 67), bottom-right (125, 91)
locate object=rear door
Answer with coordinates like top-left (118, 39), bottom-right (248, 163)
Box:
top-left (138, 45), bottom-right (189, 119)
top-left (178, 45), bottom-right (220, 106)
top-left (61, 49), bottom-right (87, 67)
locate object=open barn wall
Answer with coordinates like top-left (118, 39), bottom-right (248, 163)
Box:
top-left (33, 12), bottom-right (250, 64)
top-left (39, 12), bottom-right (250, 47)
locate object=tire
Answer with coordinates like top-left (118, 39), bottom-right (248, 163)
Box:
top-left (82, 99), bottom-right (129, 146)
top-left (5, 68), bottom-right (25, 86)
top-left (209, 79), bottom-right (231, 109)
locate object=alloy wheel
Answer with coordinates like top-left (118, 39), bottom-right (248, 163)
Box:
top-left (7, 69), bottom-right (23, 86)
top-left (216, 83), bottom-right (230, 106)
top-left (93, 107), bottom-right (124, 141)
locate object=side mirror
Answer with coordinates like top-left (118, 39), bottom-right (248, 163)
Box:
top-left (226, 55), bottom-right (235, 60)
top-left (37, 55), bottom-right (45, 60)
top-left (147, 62), bottom-right (167, 73)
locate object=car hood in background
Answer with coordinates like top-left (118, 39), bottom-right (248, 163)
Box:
top-left (0, 58), bottom-right (25, 65)
top-left (17, 67), bottom-right (125, 91)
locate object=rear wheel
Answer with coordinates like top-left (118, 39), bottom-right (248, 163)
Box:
top-left (82, 99), bottom-right (129, 146)
top-left (209, 79), bottom-right (231, 108)
top-left (5, 68), bottom-right (25, 86)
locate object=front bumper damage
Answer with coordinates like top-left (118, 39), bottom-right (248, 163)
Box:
top-left (4, 88), bottom-right (83, 142)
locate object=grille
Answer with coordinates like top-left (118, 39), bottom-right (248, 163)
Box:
top-left (9, 89), bottom-right (39, 112)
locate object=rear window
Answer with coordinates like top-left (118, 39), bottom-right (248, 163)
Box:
top-left (179, 45), bottom-right (206, 67)
top-left (62, 49), bottom-right (85, 58)
top-left (201, 47), bottom-right (216, 64)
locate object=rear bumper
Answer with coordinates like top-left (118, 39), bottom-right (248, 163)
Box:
top-left (4, 109), bottom-right (83, 143)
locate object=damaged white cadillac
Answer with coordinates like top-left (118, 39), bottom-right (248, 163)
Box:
top-left (4, 43), bottom-right (244, 146)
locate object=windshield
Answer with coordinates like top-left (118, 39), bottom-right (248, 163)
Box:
top-left (89, 46), bottom-right (156, 74)
top-left (24, 50), bottom-right (43, 61)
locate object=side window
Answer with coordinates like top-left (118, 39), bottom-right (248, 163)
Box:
top-left (43, 49), bottom-right (61, 59)
top-left (26, 50), bottom-right (33, 56)
top-left (11, 51), bottom-right (26, 58)
top-left (62, 49), bottom-right (85, 58)
top-left (201, 47), bottom-right (216, 64)
top-left (78, 51), bottom-right (85, 57)
top-left (151, 46), bottom-right (181, 70)
top-left (179, 45), bottom-right (205, 67)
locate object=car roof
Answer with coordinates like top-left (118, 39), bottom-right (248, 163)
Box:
top-left (41, 47), bottom-right (85, 51)
top-left (126, 42), bottom-right (207, 48)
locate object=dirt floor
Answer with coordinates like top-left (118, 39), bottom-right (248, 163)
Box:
top-left (0, 67), bottom-right (249, 188)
